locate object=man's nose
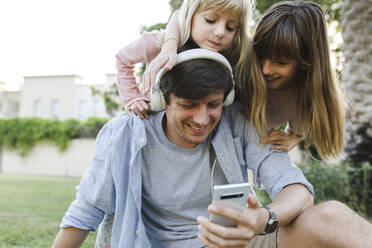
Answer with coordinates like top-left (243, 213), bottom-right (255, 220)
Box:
top-left (193, 106), bottom-right (209, 126)
top-left (262, 60), bottom-right (273, 76)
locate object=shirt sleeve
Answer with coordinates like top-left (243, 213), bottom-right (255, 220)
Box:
top-left (61, 121), bottom-right (116, 231)
top-left (241, 115), bottom-right (314, 200)
top-left (116, 31), bottom-right (163, 109)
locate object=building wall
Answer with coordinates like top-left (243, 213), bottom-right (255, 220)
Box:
top-left (0, 90), bottom-right (19, 118)
top-left (1, 139), bottom-right (95, 177)
top-left (75, 84), bottom-right (107, 120)
top-left (20, 75), bottom-right (78, 119)
top-left (0, 139), bottom-right (303, 177)
top-left (19, 75), bottom-right (108, 120)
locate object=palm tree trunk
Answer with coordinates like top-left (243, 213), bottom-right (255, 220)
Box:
top-left (341, 0), bottom-right (372, 165)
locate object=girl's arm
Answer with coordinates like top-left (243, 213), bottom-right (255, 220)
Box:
top-left (262, 122), bottom-right (303, 152)
top-left (94, 214), bottom-right (115, 248)
top-left (142, 10), bottom-right (180, 93)
top-left (116, 32), bottom-right (162, 118)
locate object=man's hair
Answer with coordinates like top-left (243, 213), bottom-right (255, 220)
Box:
top-left (159, 58), bottom-right (234, 105)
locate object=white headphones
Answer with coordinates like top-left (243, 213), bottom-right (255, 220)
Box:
top-left (150, 48), bottom-right (236, 111)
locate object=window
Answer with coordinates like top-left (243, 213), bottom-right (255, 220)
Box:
top-left (33, 99), bottom-right (41, 117)
top-left (78, 100), bottom-right (87, 120)
top-left (51, 100), bottom-right (60, 119)
top-left (93, 99), bottom-right (102, 116)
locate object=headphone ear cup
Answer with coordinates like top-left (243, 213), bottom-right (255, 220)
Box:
top-left (150, 90), bottom-right (166, 111)
top-left (223, 88), bottom-right (235, 106)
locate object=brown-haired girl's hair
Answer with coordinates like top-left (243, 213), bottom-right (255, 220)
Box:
top-left (240, 1), bottom-right (346, 159)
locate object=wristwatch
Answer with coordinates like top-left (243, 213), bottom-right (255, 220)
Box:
top-left (260, 206), bottom-right (278, 235)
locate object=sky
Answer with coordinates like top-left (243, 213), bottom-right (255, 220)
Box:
top-left (0, 0), bottom-right (171, 90)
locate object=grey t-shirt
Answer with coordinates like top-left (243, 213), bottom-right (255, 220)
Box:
top-left (141, 111), bottom-right (227, 247)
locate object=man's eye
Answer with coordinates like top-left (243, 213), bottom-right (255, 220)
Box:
top-left (208, 103), bottom-right (221, 108)
top-left (181, 104), bottom-right (194, 109)
top-left (205, 18), bottom-right (216, 24)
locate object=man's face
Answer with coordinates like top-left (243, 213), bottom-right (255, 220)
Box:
top-left (163, 92), bottom-right (225, 148)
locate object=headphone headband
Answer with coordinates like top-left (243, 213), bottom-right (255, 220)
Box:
top-left (150, 48), bottom-right (235, 111)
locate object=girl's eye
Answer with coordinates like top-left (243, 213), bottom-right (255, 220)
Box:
top-left (205, 18), bottom-right (216, 24)
top-left (276, 61), bottom-right (288, 65)
top-left (226, 26), bottom-right (236, 32)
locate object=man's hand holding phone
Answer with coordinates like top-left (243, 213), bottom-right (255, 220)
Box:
top-left (197, 195), bottom-right (269, 248)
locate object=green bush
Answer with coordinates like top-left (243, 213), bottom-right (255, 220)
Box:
top-left (82, 117), bottom-right (110, 138)
top-left (299, 160), bottom-right (372, 217)
top-left (0, 117), bottom-right (109, 156)
top-left (255, 160), bottom-right (372, 218)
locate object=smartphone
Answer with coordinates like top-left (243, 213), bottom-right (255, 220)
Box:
top-left (209, 183), bottom-right (252, 227)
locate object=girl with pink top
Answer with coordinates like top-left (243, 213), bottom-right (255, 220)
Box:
top-left (116, 0), bottom-right (253, 119)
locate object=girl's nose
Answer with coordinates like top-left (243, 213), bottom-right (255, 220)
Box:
top-left (262, 60), bottom-right (274, 76)
top-left (214, 23), bottom-right (225, 38)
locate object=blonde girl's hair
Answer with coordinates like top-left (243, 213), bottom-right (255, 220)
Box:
top-left (177, 0), bottom-right (254, 90)
top-left (241, 1), bottom-right (347, 159)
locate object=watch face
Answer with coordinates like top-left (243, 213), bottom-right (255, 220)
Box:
top-left (271, 219), bottom-right (278, 231)
top-left (263, 206), bottom-right (278, 234)
top-left (266, 218), bottom-right (278, 233)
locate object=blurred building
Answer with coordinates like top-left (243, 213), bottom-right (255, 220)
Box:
top-left (0, 81), bottom-right (19, 118)
top-left (1, 74), bottom-right (115, 120)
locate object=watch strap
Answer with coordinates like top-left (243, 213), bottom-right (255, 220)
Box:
top-left (260, 206), bottom-right (278, 235)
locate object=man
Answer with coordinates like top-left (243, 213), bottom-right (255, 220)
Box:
top-left (53, 50), bottom-right (372, 248)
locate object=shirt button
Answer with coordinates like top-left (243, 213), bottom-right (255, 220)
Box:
top-left (220, 153), bottom-right (224, 159)
top-left (136, 229), bottom-right (140, 236)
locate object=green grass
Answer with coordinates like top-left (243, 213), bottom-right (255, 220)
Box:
top-left (0, 174), bottom-right (97, 248)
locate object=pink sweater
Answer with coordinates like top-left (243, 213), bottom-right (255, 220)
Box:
top-left (116, 32), bottom-right (296, 130)
top-left (116, 31), bottom-right (163, 109)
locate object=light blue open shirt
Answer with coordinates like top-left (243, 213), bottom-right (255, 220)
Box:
top-left (61, 103), bottom-right (313, 247)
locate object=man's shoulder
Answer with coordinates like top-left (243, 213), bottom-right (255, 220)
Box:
top-left (104, 113), bottom-right (131, 130)
top-left (98, 112), bottom-right (147, 138)
top-left (217, 102), bottom-right (259, 143)
top-left (221, 102), bottom-right (249, 130)
top-left (223, 102), bottom-right (242, 115)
